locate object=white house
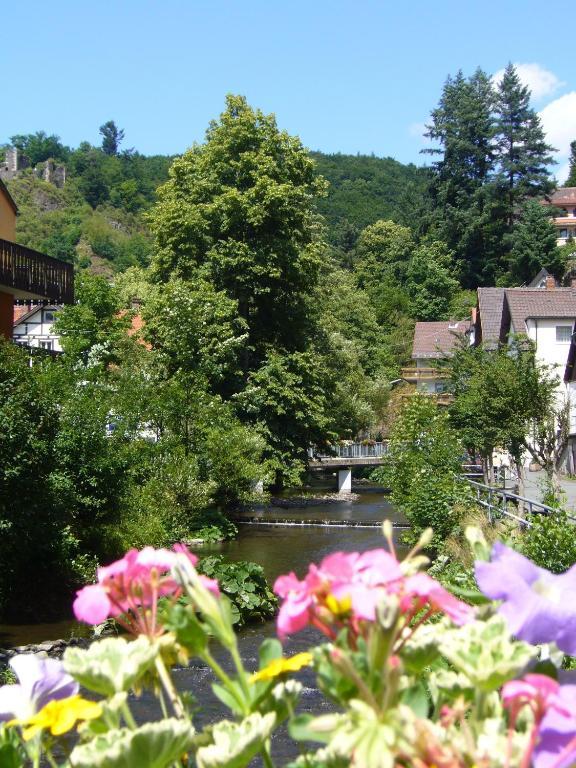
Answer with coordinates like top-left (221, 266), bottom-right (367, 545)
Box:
top-left (475, 279), bottom-right (576, 472)
top-left (13, 304), bottom-right (63, 352)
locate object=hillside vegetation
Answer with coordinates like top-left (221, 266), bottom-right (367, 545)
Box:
top-left (3, 130), bottom-right (424, 272)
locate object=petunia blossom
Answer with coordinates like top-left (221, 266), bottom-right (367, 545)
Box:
top-left (0, 654), bottom-right (78, 722)
top-left (475, 543), bottom-right (576, 654)
top-left (532, 682), bottom-right (576, 768)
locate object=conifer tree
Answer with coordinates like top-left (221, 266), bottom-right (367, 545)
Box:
top-left (495, 63), bottom-right (555, 227)
top-left (509, 200), bottom-right (565, 284)
top-left (424, 69), bottom-right (499, 287)
top-left (566, 140), bottom-right (576, 187)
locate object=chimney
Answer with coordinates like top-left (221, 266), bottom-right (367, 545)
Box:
top-left (545, 275), bottom-right (556, 290)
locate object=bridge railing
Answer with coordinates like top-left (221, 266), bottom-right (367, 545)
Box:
top-left (309, 442), bottom-right (389, 459)
top-left (467, 479), bottom-right (576, 527)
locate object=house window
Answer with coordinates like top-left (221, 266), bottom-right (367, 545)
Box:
top-left (39, 340), bottom-right (53, 350)
top-left (560, 229), bottom-right (569, 239)
top-left (44, 311), bottom-right (54, 323)
top-left (556, 326), bottom-right (573, 343)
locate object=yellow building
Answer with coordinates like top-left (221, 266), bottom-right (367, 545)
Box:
top-left (0, 179), bottom-right (73, 339)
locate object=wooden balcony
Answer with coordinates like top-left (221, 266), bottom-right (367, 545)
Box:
top-left (0, 238), bottom-right (74, 304)
top-left (401, 367), bottom-right (446, 382)
top-left (399, 390), bottom-right (453, 406)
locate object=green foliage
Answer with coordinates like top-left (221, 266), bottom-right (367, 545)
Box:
top-left (197, 556), bottom-right (278, 626)
top-left (310, 152), bottom-right (429, 252)
top-left (99, 120), bottom-right (125, 156)
top-left (70, 720), bottom-right (195, 768)
top-left (53, 272), bottom-right (130, 365)
top-left (9, 131), bottom-right (69, 164)
top-left (521, 509), bottom-right (576, 574)
top-left (424, 64), bottom-right (554, 287)
top-left (404, 240), bottom-right (460, 320)
top-left (508, 200), bottom-right (565, 284)
top-left (374, 395), bottom-right (471, 549)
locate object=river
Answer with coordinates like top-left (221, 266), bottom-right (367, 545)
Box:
top-left (0, 483), bottom-right (404, 763)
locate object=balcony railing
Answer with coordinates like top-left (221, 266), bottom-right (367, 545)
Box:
top-left (401, 367), bottom-right (446, 381)
top-left (0, 238), bottom-right (74, 304)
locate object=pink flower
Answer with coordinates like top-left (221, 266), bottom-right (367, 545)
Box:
top-left (73, 544), bottom-right (218, 635)
top-left (274, 573), bottom-right (314, 638)
top-left (502, 673), bottom-right (562, 719)
top-left (403, 573), bottom-right (474, 626)
top-left (273, 547), bottom-right (472, 640)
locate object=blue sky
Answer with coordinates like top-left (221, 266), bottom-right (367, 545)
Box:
top-left (4, 1), bottom-right (576, 178)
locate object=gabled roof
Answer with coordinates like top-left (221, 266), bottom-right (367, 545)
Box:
top-left (412, 320), bottom-right (470, 359)
top-left (0, 178), bottom-right (18, 215)
top-left (477, 287), bottom-right (506, 345)
top-left (542, 187), bottom-right (576, 207)
top-left (505, 289), bottom-right (576, 333)
top-left (13, 305), bottom-right (61, 326)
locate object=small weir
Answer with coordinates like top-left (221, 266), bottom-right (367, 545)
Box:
top-left (233, 517), bottom-right (409, 528)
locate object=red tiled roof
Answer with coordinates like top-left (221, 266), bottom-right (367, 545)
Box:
top-left (505, 288), bottom-right (576, 333)
top-left (477, 288), bottom-right (506, 345)
top-left (412, 320), bottom-right (470, 359)
top-left (542, 187), bottom-right (576, 207)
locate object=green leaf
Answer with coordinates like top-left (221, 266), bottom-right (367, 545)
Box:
top-left (70, 719), bottom-right (195, 768)
top-left (163, 602), bottom-right (208, 655)
top-left (196, 712), bottom-right (276, 768)
top-left (401, 682), bottom-right (429, 717)
top-left (211, 681), bottom-right (245, 716)
top-left (64, 636), bottom-right (158, 695)
top-left (258, 638), bottom-right (283, 669)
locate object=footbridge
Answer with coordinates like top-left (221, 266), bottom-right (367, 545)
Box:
top-left (308, 443), bottom-right (388, 492)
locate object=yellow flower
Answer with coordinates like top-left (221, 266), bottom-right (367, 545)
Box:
top-left (10, 695), bottom-right (102, 741)
top-left (250, 652), bottom-right (313, 683)
top-left (325, 593), bottom-right (352, 617)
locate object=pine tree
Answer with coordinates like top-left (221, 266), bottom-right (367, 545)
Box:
top-left (495, 63), bottom-right (555, 227)
top-left (424, 69), bottom-right (500, 287)
top-left (566, 141), bottom-right (576, 187)
top-left (509, 200), bottom-right (565, 284)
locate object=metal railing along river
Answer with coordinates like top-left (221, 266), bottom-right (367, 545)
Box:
top-left (467, 479), bottom-right (576, 527)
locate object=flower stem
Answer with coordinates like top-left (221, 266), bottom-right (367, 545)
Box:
top-left (155, 654), bottom-right (186, 719)
top-left (121, 701), bottom-right (138, 730)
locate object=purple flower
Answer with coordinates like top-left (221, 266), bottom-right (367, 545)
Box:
top-left (0, 654), bottom-right (78, 722)
top-left (533, 682), bottom-right (576, 768)
top-left (475, 542), bottom-right (576, 655)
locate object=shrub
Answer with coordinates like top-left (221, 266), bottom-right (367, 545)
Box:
top-left (521, 509), bottom-right (576, 574)
top-left (197, 556), bottom-right (277, 626)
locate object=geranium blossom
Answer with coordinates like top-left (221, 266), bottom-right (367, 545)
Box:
top-left (274, 548), bottom-right (472, 639)
top-left (73, 544), bottom-right (220, 635)
top-left (0, 654), bottom-right (78, 722)
top-left (475, 543), bottom-right (576, 654)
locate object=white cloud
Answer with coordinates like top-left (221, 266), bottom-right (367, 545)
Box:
top-left (493, 63), bottom-right (563, 100)
top-left (538, 92), bottom-right (576, 168)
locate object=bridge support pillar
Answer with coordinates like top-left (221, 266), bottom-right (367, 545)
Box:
top-left (337, 467), bottom-right (352, 494)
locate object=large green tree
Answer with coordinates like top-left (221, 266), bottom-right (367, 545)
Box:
top-left (424, 69), bottom-right (500, 286)
top-left (148, 95), bottom-right (332, 482)
top-left (495, 63), bottom-right (555, 228)
top-left (566, 140), bottom-right (576, 187)
top-left (508, 200), bottom-right (565, 284)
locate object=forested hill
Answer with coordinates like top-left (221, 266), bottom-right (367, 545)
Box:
top-left (311, 152), bottom-right (429, 249)
top-left (2, 131), bottom-right (427, 272)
